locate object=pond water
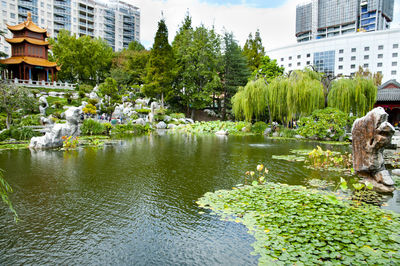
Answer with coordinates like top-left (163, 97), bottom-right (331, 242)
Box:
top-left (0, 134), bottom-right (399, 265)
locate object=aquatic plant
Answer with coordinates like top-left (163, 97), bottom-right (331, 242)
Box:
top-left (197, 182), bottom-right (400, 264)
top-left (62, 136), bottom-right (79, 150)
top-left (244, 164), bottom-right (269, 185)
top-left (80, 119), bottom-right (105, 135)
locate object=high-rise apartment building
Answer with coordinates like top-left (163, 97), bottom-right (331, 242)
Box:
top-left (296, 0), bottom-right (394, 42)
top-left (0, 0), bottom-right (140, 55)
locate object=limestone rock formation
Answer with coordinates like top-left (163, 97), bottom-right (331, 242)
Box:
top-left (38, 96), bottom-right (48, 115)
top-left (352, 107), bottom-right (395, 193)
top-left (29, 106), bottom-right (81, 149)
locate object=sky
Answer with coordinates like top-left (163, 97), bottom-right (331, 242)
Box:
top-left (130, 0), bottom-right (400, 51)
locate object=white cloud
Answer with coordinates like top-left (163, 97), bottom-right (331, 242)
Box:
top-left (131, 0), bottom-right (303, 50)
top-left (130, 0), bottom-right (400, 50)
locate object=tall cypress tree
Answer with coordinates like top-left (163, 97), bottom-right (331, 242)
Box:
top-left (143, 18), bottom-right (175, 107)
top-left (221, 32), bottom-right (250, 120)
top-left (243, 29), bottom-right (265, 72)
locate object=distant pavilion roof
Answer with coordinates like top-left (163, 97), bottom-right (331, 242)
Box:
top-left (6, 37), bottom-right (49, 46)
top-left (0, 56), bottom-right (58, 68)
top-left (377, 88), bottom-right (400, 102)
top-left (379, 79), bottom-right (400, 90)
top-left (6, 13), bottom-right (47, 34)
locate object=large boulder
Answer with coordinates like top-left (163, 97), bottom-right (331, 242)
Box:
top-left (29, 107), bottom-right (81, 149)
top-left (352, 107), bottom-right (395, 193)
top-left (156, 121), bottom-right (167, 129)
top-left (38, 96), bottom-right (48, 116)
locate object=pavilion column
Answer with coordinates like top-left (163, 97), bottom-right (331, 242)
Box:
top-left (29, 66), bottom-right (32, 80)
top-left (23, 65), bottom-right (26, 80)
top-left (51, 68), bottom-right (54, 82)
top-left (19, 65), bottom-right (21, 80)
top-left (55, 71), bottom-right (57, 82)
top-left (46, 69), bottom-right (49, 82)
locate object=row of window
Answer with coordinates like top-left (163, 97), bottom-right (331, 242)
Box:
top-left (281, 44), bottom-right (400, 62)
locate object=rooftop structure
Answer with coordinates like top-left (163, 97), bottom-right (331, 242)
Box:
top-left (0, 12), bottom-right (59, 82)
top-left (267, 28), bottom-right (400, 82)
top-left (296, 0), bottom-right (395, 42)
top-left (0, 0), bottom-right (140, 55)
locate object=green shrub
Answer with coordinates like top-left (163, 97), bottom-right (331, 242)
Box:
top-left (170, 113), bottom-right (185, 119)
top-left (78, 91), bottom-right (86, 99)
top-left (130, 113), bottom-right (139, 120)
top-left (103, 123), bottom-right (113, 135)
top-left (252, 121), bottom-right (267, 134)
top-left (87, 98), bottom-right (99, 106)
top-left (297, 108), bottom-right (349, 140)
top-left (64, 92), bottom-right (72, 104)
top-left (54, 101), bottom-right (63, 109)
top-left (280, 127), bottom-right (296, 138)
top-left (153, 114), bottom-right (165, 121)
top-left (111, 123), bottom-right (150, 135)
top-left (19, 115), bottom-right (41, 126)
top-left (52, 112), bottom-right (62, 119)
top-left (79, 84), bottom-right (93, 93)
top-left (235, 121), bottom-right (252, 132)
top-left (0, 127), bottom-right (40, 141)
top-left (136, 108), bottom-right (151, 114)
top-left (80, 119), bottom-right (105, 135)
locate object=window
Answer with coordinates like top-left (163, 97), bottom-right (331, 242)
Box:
top-left (306, 61), bottom-right (310, 65)
top-left (313, 50), bottom-right (335, 76)
top-left (288, 63), bottom-right (292, 67)
top-left (364, 46), bottom-right (369, 51)
top-left (41, 2), bottom-right (44, 7)
top-left (297, 55), bottom-right (301, 59)
top-left (338, 65), bottom-right (343, 70)
top-left (351, 56), bottom-right (356, 61)
top-left (10, 13), bottom-right (15, 19)
top-left (41, 19), bottom-right (44, 24)
top-left (377, 62), bottom-right (383, 67)
top-left (378, 45), bottom-right (384, 50)
top-left (393, 62), bottom-right (398, 66)
top-left (393, 53), bottom-right (398, 58)
top-left (9, 3), bottom-right (15, 9)
top-left (351, 64), bottom-right (355, 69)
top-left (47, 4), bottom-right (51, 9)
top-left (351, 48), bottom-right (356, 52)
top-left (339, 49), bottom-right (344, 54)
top-left (1, 1), bottom-right (6, 8)
top-left (297, 62), bottom-right (301, 66)
top-left (392, 70), bottom-right (397, 75)
top-left (2, 11), bottom-right (6, 17)
top-left (394, 44), bottom-right (399, 49)
top-left (363, 63), bottom-right (369, 68)
top-left (378, 54), bottom-right (383, 59)
top-left (339, 57), bottom-right (343, 62)
top-left (364, 55), bottom-right (369, 60)
top-left (289, 56), bottom-right (292, 60)
top-left (307, 53), bottom-right (310, 58)
top-left (377, 71), bottom-right (382, 74)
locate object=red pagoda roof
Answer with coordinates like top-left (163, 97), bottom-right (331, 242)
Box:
top-left (6, 12), bottom-right (47, 34)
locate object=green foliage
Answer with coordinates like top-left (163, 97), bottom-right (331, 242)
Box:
top-left (297, 108), bottom-right (350, 140)
top-left (242, 30), bottom-right (265, 72)
top-left (328, 77), bottom-right (377, 116)
top-left (232, 79), bottom-right (268, 122)
top-left (251, 55), bottom-right (284, 82)
top-left (99, 77), bottom-right (118, 100)
top-left (170, 113), bottom-right (185, 119)
top-left (0, 169), bottom-right (18, 222)
top-left (0, 126), bottom-right (40, 141)
top-left (111, 122), bottom-right (150, 135)
top-left (0, 83), bottom-right (36, 129)
top-left (78, 84), bottom-right (93, 93)
top-left (135, 108), bottom-right (151, 114)
top-left (220, 32), bottom-right (250, 119)
top-left (198, 182), bottom-right (400, 265)
top-left (251, 121), bottom-right (267, 134)
top-left (178, 121), bottom-right (262, 135)
top-left (49, 29), bottom-right (113, 84)
top-left (19, 114), bottom-right (41, 126)
top-left (80, 119), bottom-right (105, 135)
top-left (143, 18), bottom-right (175, 107)
top-left (173, 15), bottom-right (222, 114)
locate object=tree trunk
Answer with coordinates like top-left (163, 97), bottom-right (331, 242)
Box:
top-left (161, 92), bottom-right (164, 109)
top-left (6, 112), bottom-right (11, 129)
top-left (221, 89), bottom-right (227, 120)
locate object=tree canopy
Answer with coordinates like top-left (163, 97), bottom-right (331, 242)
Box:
top-left (49, 30), bottom-right (113, 84)
top-left (142, 18), bottom-right (175, 107)
top-left (242, 30), bottom-right (265, 72)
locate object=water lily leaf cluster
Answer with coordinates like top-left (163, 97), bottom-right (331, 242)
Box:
top-left (197, 183), bottom-right (400, 265)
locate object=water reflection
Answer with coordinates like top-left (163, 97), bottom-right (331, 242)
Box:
top-left (0, 135), bottom-right (396, 265)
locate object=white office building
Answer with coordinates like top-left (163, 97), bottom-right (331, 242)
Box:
top-left (0, 0), bottom-right (140, 55)
top-left (267, 28), bottom-right (400, 83)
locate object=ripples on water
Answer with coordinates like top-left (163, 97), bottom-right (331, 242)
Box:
top-left (0, 134), bottom-right (397, 265)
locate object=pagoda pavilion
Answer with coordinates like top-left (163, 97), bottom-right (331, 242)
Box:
top-left (0, 12), bottom-right (59, 82)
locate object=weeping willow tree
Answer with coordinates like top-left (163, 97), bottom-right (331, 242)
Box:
top-left (231, 79), bottom-right (268, 122)
top-left (328, 77), bottom-right (377, 116)
top-left (286, 70), bottom-right (325, 122)
top-left (267, 77), bottom-right (289, 123)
